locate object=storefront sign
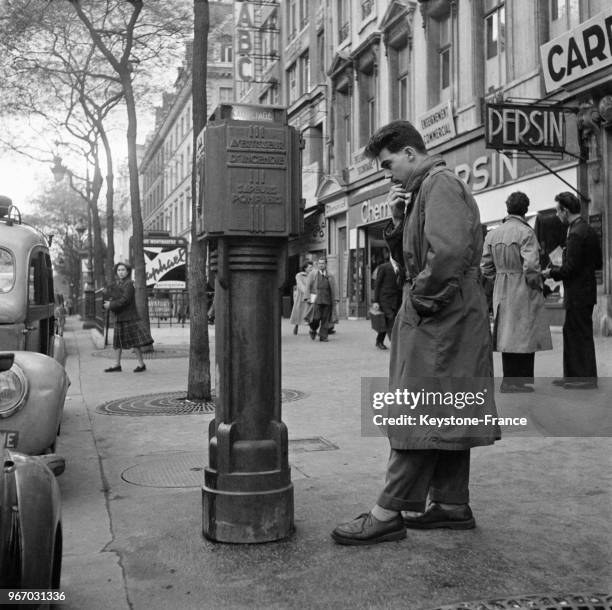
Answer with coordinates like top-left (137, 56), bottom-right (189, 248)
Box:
top-left (347, 147), bottom-right (377, 183)
top-left (486, 103), bottom-right (565, 152)
top-left (145, 247), bottom-right (187, 287)
top-left (417, 101), bottom-right (456, 147)
top-left (360, 194), bottom-right (390, 225)
top-left (325, 199), bottom-right (348, 217)
top-left (540, 8), bottom-right (612, 92)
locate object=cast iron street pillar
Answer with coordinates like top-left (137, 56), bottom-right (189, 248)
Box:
top-left (200, 104), bottom-right (302, 543)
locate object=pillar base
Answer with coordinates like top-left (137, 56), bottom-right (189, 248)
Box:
top-left (202, 480), bottom-right (294, 543)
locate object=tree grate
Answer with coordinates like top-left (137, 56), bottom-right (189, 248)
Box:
top-left (96, 389), bottom-right (307, 416)
top-left (430, 592), bottom-right (611, 610)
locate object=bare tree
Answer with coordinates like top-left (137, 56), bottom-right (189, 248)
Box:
top-left (66, 0), bottom-right (190, 333)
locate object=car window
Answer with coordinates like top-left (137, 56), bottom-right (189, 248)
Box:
top-left (0, 248), bottom-right (14, 293)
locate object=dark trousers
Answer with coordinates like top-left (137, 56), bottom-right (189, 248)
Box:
top-left (563, 305), bottom-right (597, 380)
top-left (377, 448), bottom-right (470, 512)
top-left (501, 352), bottom-right (535, 384)
top-left (309, 303), bottom-right (331, 339)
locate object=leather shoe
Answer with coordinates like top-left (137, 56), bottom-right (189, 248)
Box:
top-left (309, 330), bottom-right (316, 341)
top-left (332, 512), bottom-right (406, 546)
top-left (403, 503), bottom-right (475, 530)
top-left (104, 365), bottom-right (122, 373)
top-left (499, 382), bottom-right (534, 393)
top-left (563, 380), bottom-right (597, 390)
top-left (134, 365), bottom-right (146, 373)
top-left (319, 337), bottom-right (329, 342)
top-left (551, 378), bottom-right (567, 387)
top-left (376, 342), bottom-right (388, 350)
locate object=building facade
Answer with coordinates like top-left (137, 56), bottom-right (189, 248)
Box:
top-left (142, 0), bottom-right (612, 333)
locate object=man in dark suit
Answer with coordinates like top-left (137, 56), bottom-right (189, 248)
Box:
top-left (305, 257), bottom-right (338, 342)
top-left (372, 259), bottom-right (402, 350)
top-left (543, 192), bottom-right (602, 389)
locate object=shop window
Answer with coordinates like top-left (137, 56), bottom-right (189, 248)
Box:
top-left (484, 0), bottom-right (505, 92)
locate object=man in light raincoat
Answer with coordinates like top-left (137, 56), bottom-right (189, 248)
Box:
top-left (332, 121), bottom-right (500, 546)
top-left (481, 191), bottom-right (552, 393)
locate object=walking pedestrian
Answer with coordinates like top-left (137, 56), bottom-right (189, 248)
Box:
top-left (372, 256), bottom-right (401, 350)
top-left (289, 261), bottom-right (314, 334)
top-left (542, 192), bottom-right (602, 389)
top-left (305, 257), bottom-right (339, 342)
top-left (481, 192), bottom-right (552, 392)
top-left (54, 294), bottom-right (67, 337)
top-left (332, 120), bottom-right (500, 546)
top-left (103, 262), bottom-right (153, 373)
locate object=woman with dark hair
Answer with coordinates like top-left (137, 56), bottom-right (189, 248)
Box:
top-left (103, 262), bottom-right (153, 373)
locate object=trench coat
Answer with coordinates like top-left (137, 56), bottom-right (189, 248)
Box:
top-left (289, 271), bottom-right (312, 325)
top-left (384, 156), bottom-right (500, 450)
top-left (481, 215), bottom-right (552, 353)
top-left (304, 269), bottom-right (339, 324)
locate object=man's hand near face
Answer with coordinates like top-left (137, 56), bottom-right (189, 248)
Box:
top-left (386, 183), bottom-right (408, 225)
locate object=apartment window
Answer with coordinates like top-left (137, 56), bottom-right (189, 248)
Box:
top-left (219, 87), bottom-right (233, 103)
top-left (484, 1), bottom-right (505, 91)
top-left (299, 0), bottom-right (309, 28)
top-left (300, 51), bottom-right (310, 95)
top-left (361, 0), bottom-right (373, 20)
top-left (439, 15), bottom-right (451, 95)
top-left (338, 0), bottom-right (349, 43)
top-left (288, 0), bottom-right (297, 40)
top-left (359, 70), bottom-right (375, 146)
top-left (287, 62), bottom-right (298, 104)
top-left (317, 31), bottom-right (325, 82)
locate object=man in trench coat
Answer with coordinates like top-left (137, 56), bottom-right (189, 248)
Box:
top-left (481, 191), bottom-right (552, 393)
top-left (332, 120), bottom-right (500, 546)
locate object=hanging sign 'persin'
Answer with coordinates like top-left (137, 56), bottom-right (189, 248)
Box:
top-left (485, 103), bottom-right (566, 152)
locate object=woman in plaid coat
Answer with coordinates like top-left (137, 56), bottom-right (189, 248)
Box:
top-left (103, 262), bottom-right (153, 373)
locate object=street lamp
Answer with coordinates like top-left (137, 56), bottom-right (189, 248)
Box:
top-left (51, 153), bottom-right (96, 327)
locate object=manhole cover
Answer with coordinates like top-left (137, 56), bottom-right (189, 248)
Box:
top-left (430, 593), bottom-right (612, 610)
top-left (96, 389), bottom-right (307, 416)
top-left (121, 439), bottom-right (337, 488)
top-left (91, 346), bottom-right (189, 359)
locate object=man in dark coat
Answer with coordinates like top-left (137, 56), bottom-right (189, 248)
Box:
top-left (372, 258), bottom-right (401, 350)
top-left (332, 120), bottom-right (499, 546)
top-left (543, 192), bottom-right (602, 389)
top-left (305, 257), bottom-right (338, 342)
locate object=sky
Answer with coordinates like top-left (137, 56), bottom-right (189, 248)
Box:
top-left (0, 155), bottom-right (50, 214)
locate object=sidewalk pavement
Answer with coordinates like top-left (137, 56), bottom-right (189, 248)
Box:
top-left (57, 316), bottom-right (611, 610)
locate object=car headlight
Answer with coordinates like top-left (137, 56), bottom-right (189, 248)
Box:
top-left (0, 364), bottom-right (27, 418)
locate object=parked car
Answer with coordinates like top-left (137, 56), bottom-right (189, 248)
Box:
top-left (1, 197), bottom-right (66, 591)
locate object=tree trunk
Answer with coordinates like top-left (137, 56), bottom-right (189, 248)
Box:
top-left (122, 74), bottom-right (151, 331)
top-left (90, 160), bottom-right (105, 288)
top-left (187, 0), bottom-right (211, 400)
top-left (99, 124), bottom-right (115, 286)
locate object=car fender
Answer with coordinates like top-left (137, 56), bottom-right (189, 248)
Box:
top-left (1, 352), bottom-right (69, 455)
top-left (1, 451), bottom-right (61, 589)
